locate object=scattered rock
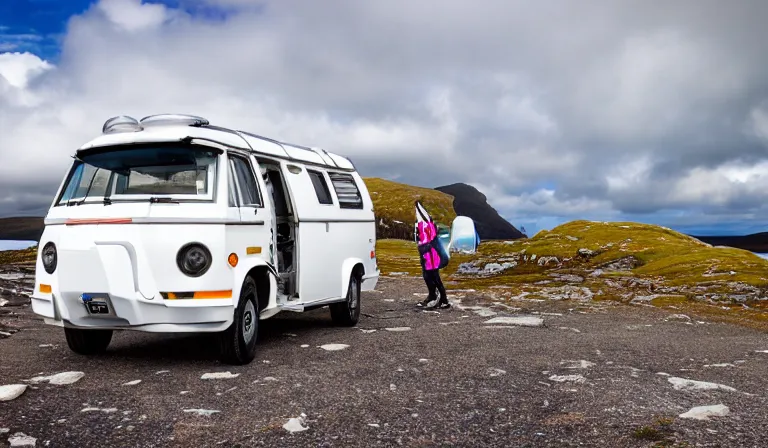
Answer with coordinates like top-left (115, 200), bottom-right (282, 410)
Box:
top-left (183, 409), bottom-right (220, 417)
top-left (201, 372), bottom-right (239, 380)
top-left (319, 344), bottom-right (349, 351)
top-left (560, 360), bottom-right (595, 369)
top-left (679, 404), bottom-right (730, 421)
top-left (81, 407), bottom-right (118, 413)
top-left (667, 377), bottom-right (737, 392)
top-left (537, 256), bottom-right (559, 267)
top-left (8, 432), bottom-right (37, 448)
top-left (283, 414), bottom-right (308, 433)
top-left (548, 374), bottom-right (586, 384)
top-left (666, 314), bottom-right (692, 322)
top-left (0, 384), bottom-right (28, 401)
top-left (484, 316), bottom-right (544, 327)
top-left (27, 371), bottom-right (84, 385)
top-left (589, 269), bottom-right (603, 277)
top-left (577, 248), bottom-right (596, 258)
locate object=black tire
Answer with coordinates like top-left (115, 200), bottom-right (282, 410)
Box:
top-left (330, 273), bottom-right (361, 327)
top-left (219, 276), bottom-right (259, 365)
top-left (64, 327), bottom-right (113, 355)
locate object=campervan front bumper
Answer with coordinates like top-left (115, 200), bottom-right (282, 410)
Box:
top-left (31, 240), bottom-right (235, 333)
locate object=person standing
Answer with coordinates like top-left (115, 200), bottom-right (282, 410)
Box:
top-left (414, 201), bottom-right (450, 309)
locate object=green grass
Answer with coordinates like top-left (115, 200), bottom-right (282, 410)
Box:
top-left (363, 177), bottom-right (457, 225)
top-left (375, 220), bottom-right (768, 329)
top-left (0, 245), bottom-right (38, 265)
top-left (377, 220), bottom-right (768, 287)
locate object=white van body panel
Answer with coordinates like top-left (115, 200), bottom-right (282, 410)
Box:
top-left (31, 115), bottom-right (378, 336)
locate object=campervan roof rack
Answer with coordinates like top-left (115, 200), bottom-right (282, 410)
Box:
top-left (98, 113), bottom-right (353, 171)
top-left (101, 114), bottom-right (209, 134)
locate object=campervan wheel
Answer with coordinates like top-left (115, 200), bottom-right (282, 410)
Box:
top-left (330, 273), bottom-right (361, 326)
top-left (219, 275), bottom-right (259, 365)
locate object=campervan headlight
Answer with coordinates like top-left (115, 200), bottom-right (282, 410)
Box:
top-left (176, 243), bottom-right (212, 277)
top-left (41, 242), bottom-right (57, 274)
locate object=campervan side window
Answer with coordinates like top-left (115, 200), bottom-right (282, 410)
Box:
top-left (328, 172), bottom-right (363, 209)
top-left (228, 154), bottom-right (262, 207)
top-left (307, 169), bottom-right (333, 205)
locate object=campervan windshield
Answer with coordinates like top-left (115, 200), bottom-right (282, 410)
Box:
top-left (56, 145), bottom-right (219, 206)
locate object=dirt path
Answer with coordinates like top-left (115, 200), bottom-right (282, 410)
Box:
top-left (2, 275), bottom-right (768, 447)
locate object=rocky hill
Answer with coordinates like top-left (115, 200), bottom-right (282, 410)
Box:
top-left (0, 217), bottom-right (44, 241)
top-left (376, 220), bottom-right (768, 330)
top-left (692, 232), bottom-right (768, 253)
top-left (434, 183), bottom-right (525, 240)
top-left (363, 177), bottom-right (457, 240)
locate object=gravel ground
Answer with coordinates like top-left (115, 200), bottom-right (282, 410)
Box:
top-left (2, 275), bottom-right (768, 447)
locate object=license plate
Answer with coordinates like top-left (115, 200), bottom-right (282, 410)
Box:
top-left (80, 293), bottom-right (113, 316)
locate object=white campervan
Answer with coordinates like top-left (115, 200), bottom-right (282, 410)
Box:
top-left (31, 114), bottom-right (379, 365)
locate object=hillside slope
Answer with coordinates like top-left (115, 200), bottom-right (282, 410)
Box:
top-left (376, 220), bottom-right (768, 329)
top-left (0, 217), bottom-right (44, 241)
top-left (363, 177), bottom-right (457, 240)
top-left (434, 183), bottom-right (524, 240)
top-left (693, 232), bottom-right (768, 253)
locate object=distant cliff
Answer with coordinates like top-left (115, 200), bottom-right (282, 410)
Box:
top-left (434, 183), bottom-right (525, 240)
top-left (0, 217), bottom-right (44, 242)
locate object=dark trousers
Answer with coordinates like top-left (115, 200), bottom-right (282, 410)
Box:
top-left (422, 268), bottom-right (447, 303)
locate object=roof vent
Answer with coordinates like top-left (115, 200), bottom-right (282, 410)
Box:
top-left (139, 114), bottom-right (210, 127)
top-left (102, 115), bottom-right (143, 134)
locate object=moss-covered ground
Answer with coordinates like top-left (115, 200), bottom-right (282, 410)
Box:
top-left (376, 220), bottom-right (768, 331)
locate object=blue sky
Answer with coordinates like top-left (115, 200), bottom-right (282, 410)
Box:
top-left (2, 1), bottom-right (768, 238)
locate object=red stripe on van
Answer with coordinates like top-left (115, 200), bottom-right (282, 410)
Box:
top-left (65, 218), bottom-right (133, 225)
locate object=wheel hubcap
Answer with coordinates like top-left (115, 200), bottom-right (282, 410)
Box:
top-left (243, 300), bottom-right (256, 343)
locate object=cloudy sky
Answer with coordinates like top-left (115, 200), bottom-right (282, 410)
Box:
top-left (2, 0), bottom-right (768, 238)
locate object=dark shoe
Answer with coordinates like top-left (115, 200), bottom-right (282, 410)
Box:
top-left (417, 296), bottom-right (435, 307)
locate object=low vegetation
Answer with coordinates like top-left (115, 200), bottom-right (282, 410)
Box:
top-left (363, 177), bottom-right (456, 240)
top-left (0, 245), bottom-right (37, 265)
top-left (376, 220), bottom-right (768, 330)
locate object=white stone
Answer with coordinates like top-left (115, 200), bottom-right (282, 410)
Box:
top-left (367, 423), bottom-right (380, 428)
top-left (561, 360), bottom-right (595, 369)
top-left (155, 370), bottom-right (170, 375)
top-left (283, 416), bottom-right (308, 433)
top-left (0, 384), bottom-right (28, 401)
top-left (183, 409), bottom-right (220, 416)
top-left (484, 316), bottom-right (544, 327)
top-left (27, 371), bottom-right (84, 385)
top-left (679, 404), bottom-right (730, 420)
top-left (0, 299), bottom-right (8, 307)
top-left (703, 363), bottom-right (735, 368)
top-left (122, 380), bottom-right (141, 386)
top-left (489, 368), bottom-right (506, 377)
top-left (384, 327), bottom-right (412, 332)
top-left (667, 377), bottom-right (737, 392)
top-left (548, 374), bottom-right (586, 383)
top-left (300, 344), bottom-right (309, 348)
top-left (319, 344), bottom-right (349, 351)
top-left (81, 407), bottom-right (118, 413)
top-left (201, 372), bottom-right (239, 380)
top-left (360, 329), bottom-right (377, 333)
top-left (8, 432), bottom-right (37, 448)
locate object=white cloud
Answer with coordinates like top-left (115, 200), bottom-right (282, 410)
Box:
top-left (0, 52), bottom-right (53, 88)
top-left (1, 0), bottom-right (768, 234)
top-left (96, 0), bottom-right (171, 32)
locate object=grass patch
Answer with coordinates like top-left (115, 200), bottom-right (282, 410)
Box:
top-left (364, 177), bottom-right (456, 226)
top-left (0, 245), bottom-right (37, 265)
